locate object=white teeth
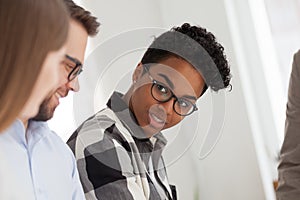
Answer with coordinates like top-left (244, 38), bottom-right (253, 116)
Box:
top-left (151, 114), bottom-right (164, 123)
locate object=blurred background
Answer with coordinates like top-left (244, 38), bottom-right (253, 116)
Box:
top-left (48, 0), bottom-right (300, 199)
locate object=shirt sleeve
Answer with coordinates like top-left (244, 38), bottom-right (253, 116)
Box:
top-left (50, 129), bottom-right (86, 200)
top-left (71, 153), bottom-right (86, 200)
top-left (277, 50), bottom-right (300, 200)
top-left (67, 121), bottom-right (147, 200)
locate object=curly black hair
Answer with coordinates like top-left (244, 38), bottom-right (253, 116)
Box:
top-left (141, 23), bottom-right (231, 96)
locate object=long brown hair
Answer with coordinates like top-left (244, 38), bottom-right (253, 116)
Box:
top-left (0, 0), bottom-right (69, 131)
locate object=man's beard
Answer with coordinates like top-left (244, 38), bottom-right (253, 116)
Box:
top-left (32, 96), bottom-right (55, 121)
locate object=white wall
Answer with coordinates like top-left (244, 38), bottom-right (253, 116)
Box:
top-left (158, 0), bottom-right (273, 199)
top-left (49, 0), bottom-right (278, 199)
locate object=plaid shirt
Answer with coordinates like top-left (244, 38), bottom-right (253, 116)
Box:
top-left (67, 92), bottom-right (177, 200)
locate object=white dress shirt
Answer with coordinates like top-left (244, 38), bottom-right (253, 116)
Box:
top-left (0, 119), bottom-right (85, 200)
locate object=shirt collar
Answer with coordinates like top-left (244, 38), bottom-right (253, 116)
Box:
top-left (2, 119), bottom-right (50, 148)
top-left (27, 120), bottom-right (49, 139)
top-left (2, 119), bottom-right (27, 147)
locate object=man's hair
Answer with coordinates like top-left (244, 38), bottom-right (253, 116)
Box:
top-left (64, 0), bottom-right (100, 36)
top-left (141, 23), bottom-right (231, 96)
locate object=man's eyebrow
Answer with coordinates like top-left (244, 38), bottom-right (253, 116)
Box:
top-left (157, 73), bottom-right (174, 89)
top-left (182, 95), bottom-right (197, 101)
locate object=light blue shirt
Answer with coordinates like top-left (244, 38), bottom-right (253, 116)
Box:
top-left (0, 120), bottom-right (85, 200)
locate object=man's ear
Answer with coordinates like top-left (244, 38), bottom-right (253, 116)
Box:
top-left (132, 62), bottom-right (143, 82)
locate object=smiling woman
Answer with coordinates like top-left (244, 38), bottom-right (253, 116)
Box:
top-left (128, 57), bottom-right (205, 137)
top-left (67, 23), bottom-right (231, 200)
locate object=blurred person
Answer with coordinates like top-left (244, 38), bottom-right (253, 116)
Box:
top-left (0, 0), bottom-right (69, 199)
top-left (0, 0), bottom-right (69, 132)
top-left (67, 23), bottom-right (231, 200)
top-left (2, 0), bottom-right (99, 199)
top-left (0, 0), bottom-right (99, 198)
top-left (277, 50), bottom-right (300, 200)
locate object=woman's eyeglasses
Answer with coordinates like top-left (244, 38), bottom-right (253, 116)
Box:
top-left (144, 66), bottom-right (198, 116)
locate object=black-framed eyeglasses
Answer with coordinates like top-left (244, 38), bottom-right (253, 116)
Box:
top-left (144, 67), bottom-right (198, 116)
top-left (65, 54), bottom-right (83, 81)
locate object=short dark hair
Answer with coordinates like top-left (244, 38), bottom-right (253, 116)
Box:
top-left (64, 0), bottom-right (100, 36)
top-left (141, 23), bottom-right (231, 96)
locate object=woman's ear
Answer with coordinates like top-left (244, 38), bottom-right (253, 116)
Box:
top-left (132, 62), bottom-right (143, 82)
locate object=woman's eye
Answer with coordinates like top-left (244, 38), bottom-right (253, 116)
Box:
top-left (177, 99), bottom-right (189, 108)
top-left (156, 84), bottom-right (168, 94)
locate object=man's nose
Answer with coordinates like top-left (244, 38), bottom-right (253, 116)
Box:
top-left (66, 77), bottom-right (80, 92)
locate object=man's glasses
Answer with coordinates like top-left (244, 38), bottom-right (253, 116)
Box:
top-left (65, 54), bottom-right (83, 81)
top-left (144, 67), bottom-right (198, 116)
